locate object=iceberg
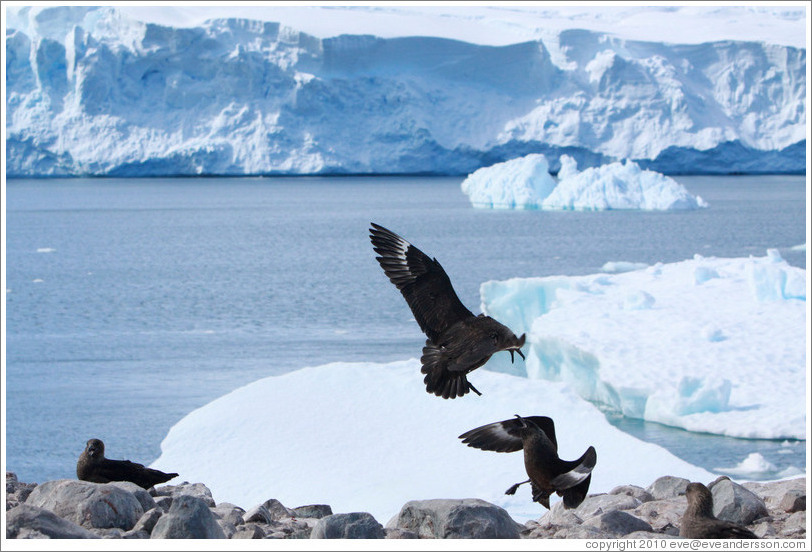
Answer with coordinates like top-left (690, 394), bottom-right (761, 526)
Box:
top-left (4, 6), bottom-right (806, 177)
top-left (480, 250), bottom-right (806, 440)
top-left (151, 359), bottom-right (713, 523)
top-left (461, 154), bottom-right (708, 210)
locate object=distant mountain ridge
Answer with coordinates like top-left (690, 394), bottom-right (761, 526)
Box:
top-left (5, 7), bottom-right (806, 177)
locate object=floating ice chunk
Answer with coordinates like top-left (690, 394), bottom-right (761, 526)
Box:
top-left (601, 261), bottom-right (648, 273)
top-left (481, 250), bottom-right (806, 439)
top-left (694, 266), bottom-right (720, 284)
top-left (623, 290), bottom-right (655, 310)
top-left (790, 243), bottom-right (806, 251)
top-left (746, 249), bottom-right (806, 301)
top-left (646, 376), bottom-right (732, 420)
top-left (461, 154), bottom-right (708, 211)
top-left (460, 153), bottom-right (557, 209)
top-left (36, 247), bottom-right (56, 253)
top-left (542, 157), bottom-right (708, 211)
top-left (715, 452), bottom-right (776, 477)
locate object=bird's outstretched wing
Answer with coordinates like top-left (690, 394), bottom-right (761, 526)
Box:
top-left (457, 415), bottom-right (553, 453)
top-left (370, 223), bottom-right (473, 342)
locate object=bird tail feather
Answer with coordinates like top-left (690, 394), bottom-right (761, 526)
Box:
top-left (421, 341), bottom-right (473, 399)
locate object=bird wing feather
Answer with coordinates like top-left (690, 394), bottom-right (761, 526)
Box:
top-left (370, 223), bottom-right (473, 342)
top-left (458, 418), bottom-right (526, 453)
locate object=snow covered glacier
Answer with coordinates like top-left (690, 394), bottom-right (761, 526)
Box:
top-left (480, 249), bottom-right (807, 441)
top-left (5, 6), bottom-right (807, 177)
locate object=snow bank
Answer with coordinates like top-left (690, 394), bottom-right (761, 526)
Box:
top-left (461, 154), bottom-right (708, 210)
top-left (151, 360), bottom-right (713, 524)
top-left (481, 250), bottom-right (806, 440)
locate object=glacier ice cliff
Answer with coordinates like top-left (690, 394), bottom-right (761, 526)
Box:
top-left (5, 7), bottom-right (807, 177)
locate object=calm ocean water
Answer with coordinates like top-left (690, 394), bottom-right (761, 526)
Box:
top-left (4, 175), bottom-right (807, 484)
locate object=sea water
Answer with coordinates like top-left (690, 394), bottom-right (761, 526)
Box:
top-left (4, 175), bottom-right (807, 484)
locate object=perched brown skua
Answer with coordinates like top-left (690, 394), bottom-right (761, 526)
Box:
top-left (680, 482), bottom-right (759, 539)
top-left (77, 438), bottom-right (178, 489)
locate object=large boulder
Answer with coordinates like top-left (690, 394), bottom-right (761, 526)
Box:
top-left (388, 498), bottom-right (521, 539)
top-left (108, 481), bottom-right (157, 512)
top-left (646, 476), bottom-right (690, 500)
top-left (150, 495), bottom-right (226, 539)
top-left (25, 479), bottom-right (144, 530)
top-left (310, 512), bottom-right (385, 539)
top-left (6, 504), bottom-right (100, 539)
top-left (582, 510), bottom-right (653, 536)
top-left (151, 482), bottom-right (215, 507)
top-left (711, 478), bottom-right (768, 525)
top-left (292, 504), bottom-right (333, 519)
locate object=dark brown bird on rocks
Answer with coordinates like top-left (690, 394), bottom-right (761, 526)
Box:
top-left (369, 223), bottom-right (525, 399)
top-left (77, 438), bottom-right (178, 489)
top-left (679, 482), bottom-right (759, 539)
top-left (459, 415), bottom-right (597, 509)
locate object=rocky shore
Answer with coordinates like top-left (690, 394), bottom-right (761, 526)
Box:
top-left (5, 472), bottom-right (806, 539)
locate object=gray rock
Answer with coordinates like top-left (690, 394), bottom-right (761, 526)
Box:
top-left (553, 524), bottom-right (612, 539)
top-left (572, 493), bottom-right (642, 519)
top-left (131, 508), bottom-right (163, 535)
top-left (743, 477), bottom-right (805, 511)
top-left (150, 495), bottom-right (226, 539)
top-left (292, 504), bottom-right (333, 519)
top-left (610, 485), bottom-right (655, 503)
top-left (108, 481), bottom-right (157, 513)
top-left (262, 498), bottom-right (297, 520)
top-left (779, 490), bottom-right (805, 513)
top-left (622, 531), bottom-right (678, 539)
top-left (122, 529), bottom-right (150, 539)
top-left (232, 523), bottom-right (266, 539)
top-left (711, 477), bottom-right (768, 525)
top-left (388, 498), bottom-right (521, 539)
top-left (152, 482), bottom-right (216, 507)
top-left (217, 519), bottom-right (238, 538)
top-left (211, 502), bottom-right (245, 526)
top-left (583, 510), bottom-right (653, 536)
top-left (385, 527), bottom-right (420, 539)
top-left (6, 472), bottom-right (37, 509)
top-left (242, 504), bottom-right (273, 524)
top-left (154, 496), bottom-right (173, 511)
top-left (633, 498), bottom-right (686, 533)
top-left (92, 527), bottom-right (124, 538)
top-left (780, 511), bottom-right (806, 538)
top-left (6, 504), bottom-right (100, 539)
top-left (311, 512), bottom-right (385, 539)
top-left (26, 479), bottom-right (144, 530)
top-left (538, 501), bottom-right (584, 529)
top-left (647, 476), bottom-right (690, 500)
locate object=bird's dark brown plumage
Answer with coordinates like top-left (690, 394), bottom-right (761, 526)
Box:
top-left (459, 415), bottom-right (597, 509)
top-left (679, 482), bottom-right (759, 539)
top-left (369, 223), bottom-right (525, 398)
top-left (77, 438), bottom-right (178, 489)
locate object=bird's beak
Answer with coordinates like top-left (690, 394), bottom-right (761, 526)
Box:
top-left (514, 414), bottom-right (526, 427)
